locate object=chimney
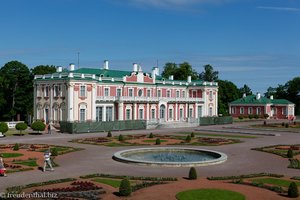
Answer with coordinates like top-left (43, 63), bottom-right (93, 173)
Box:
top-left (256, 92), bottom-right (261, 100)
top-left (57, 66), bottom-right (62, 73)
top-left (243, 93), bottom-right (246, 98)
top-left (187, 76), bottom-right (191, 83)
top-left (154, 67), bottom-right (159, 76)
top-left (270, 95), bottom-right (274, 100)
top-left (138, 65), bottom-right (142, 72)
top-left (133, 63), bottom-right (138, 72)
top-left (103, 60), bottom-right (109, 70)
top-left (69, 63), bottom-right (75, 71)
top-left (152, 69), bottom-right (156, 80)
top-left (169, 75), bottom-right (174, 80)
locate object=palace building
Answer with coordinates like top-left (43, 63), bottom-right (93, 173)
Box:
top-left (33, 61), bottom-right (218, 128)
top-left (229, 93), bottom-right (295, 120)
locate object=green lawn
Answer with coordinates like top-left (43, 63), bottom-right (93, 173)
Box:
top-left (13, 159), bottom-right (38, 167)
top-left (4, 129), bottom-right (29, 136)
top-left (142, 139), bottom-right (168, 143)
top-left (1, 153), bottom-right (24, 158)
top-left (252, 178), bottom-right (300, 187)
top-left (179, 132), bottom-right (256, 139)
top-left (176, 189), bottom-right (245, 200)
top-left (92, 178), bottom-right (135, 188)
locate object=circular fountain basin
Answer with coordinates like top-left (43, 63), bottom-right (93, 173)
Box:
top-left (113, 147), bottom-right (227, 167)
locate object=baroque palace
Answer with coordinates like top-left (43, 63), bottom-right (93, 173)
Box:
top-left (33, 61), bottom-right (218, 128)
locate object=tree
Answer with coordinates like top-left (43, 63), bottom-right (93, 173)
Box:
top-left (0, 61), bottom-right (32, 121)
top-left (287, 149), bottom-right (294, 158)
top-left (161, 62), bottom-right (198, 81)
top-left (15, 122), bottom-right (27, 135)
top-left (239, 84), bottom-right (252, 96)
top-left (31, 65), bottom-right (56, 75)
top-left (199, 64), bottom-right (218, 82)
top-left (0, 122), bottom-right (8, 134)
top-left (31, 120), bottom-right (46, 134)
top-left (288, 182), bottom-right (299, 198)
top-left (155, 138), bottom-right (161, 145)
top-left (119, 178), bottom-right (132, 196)
top-left (218, 80), bottom-right (241, 115)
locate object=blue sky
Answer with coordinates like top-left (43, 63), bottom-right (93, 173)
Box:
top-left (0, 0), bottom-right (299, 93)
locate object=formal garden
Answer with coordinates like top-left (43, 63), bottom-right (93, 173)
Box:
top-left (71, 132), bottom-right (242, 147)
top-left (0, 144), bottom-right (82, 173)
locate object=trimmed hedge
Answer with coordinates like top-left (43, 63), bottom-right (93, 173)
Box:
top-left (288, 182), bottom-right (299, 198)
top-left (31, 120), bottom-right (46, 133)
top-left (188, 167), bottom-right (197, 180)
top-left (15, 122), bottom-right (27, 134)
top-left (207, 173), bottom-right (284, 180)
top-left (79, 173), bottom-right (178, 181)
top-left (0, 122), bottom-right (8, 134)
top-left (119, 178), bottom-right (131, 196)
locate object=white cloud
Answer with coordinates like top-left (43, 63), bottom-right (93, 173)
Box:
top-left (257, 6), bottom-right (300, 12)
top-left (126, 0), bottom-right (231, 9)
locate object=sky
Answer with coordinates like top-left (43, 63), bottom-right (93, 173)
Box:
top-left (0, 0), bottom-right (299, 93)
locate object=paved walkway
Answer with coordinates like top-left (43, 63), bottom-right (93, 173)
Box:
top-left (0, 120), bottom-right (299, 192)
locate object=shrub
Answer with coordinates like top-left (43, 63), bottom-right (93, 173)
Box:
top-left (288, 149), bottom-right (294, 158)
top-left (263, 114), bottom-right (269, 119)
top-left (238, 116), bottom-right (243, 120)
top-left (285, 123), bottom-right (289, 128)
top-left (0, 122), bottom-right (8, 134)
top-left (31, 120), bottom-right (46, 133)
top-left (107, 131), bottom-right (112, 137)
top-left (118, 134), bottom-right (124, 142)
top-left (155, 138), bottom-right (161, 145)
top-left (248, 114), bottom-right (254, 119)
top-left (185, 135), bottom-right (191, 143)
top-left (188, 167), bottom-right (197, 180)
top-left (191, 132), bottom-right (195, 138)
top-left (16, 122), bottom-right (27, 134)
top-left (288, 182), bottom-right (299, 198)
top-left (119, 178), bottom-right (131, 196)
top-left (13, 143), bottom-right (19, 151)
top-left (148, 133), bottom-right (154, 138)
top-left (51, 148), bottom-right (58, 156)
top-left (254, 114), bottom-right (259, 119)
top-left (281, 122), bottom-right (285, 127)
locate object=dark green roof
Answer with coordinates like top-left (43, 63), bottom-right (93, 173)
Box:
top-left (230, 95), bottom-right (294, 105)
top-left (73, 68), bottom-right (132, 78)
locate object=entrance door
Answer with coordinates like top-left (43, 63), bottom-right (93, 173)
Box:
top-left (180, 108), bottom-right (183, 121)
top-left (198, 106), bottom-right (202, 118)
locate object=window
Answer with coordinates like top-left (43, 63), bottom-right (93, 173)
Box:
top-left (256, 107), bottom-right (261, 115)
top-left (167, 90), bottom-right (171, 97)
top-left (147, 90), bottom-right (151, 97)
top-left (106, 107), bottom-right (113, 121)
top-left (193, 91), bottom-right (196, 98)
top-left (209, 91), bottom-right (213, 99)
top-left (129, 88), bottom-right (133, 97)
top-left (157, 90), bottom-right (161, 97)
top-left (240, 107), bottom-right (244, 115)
top-left (104, 88), bottom-right (109, 96)
top-left (248, 107), bottom-right (253, 114)
top-left (54, 85), bottom-right (60, 97)
top-left (182, 91), bottom-right (185, 98)
top-left (96, 107), bottom-right (103, 122)
top-left (44, 86), bottom-right (49, 97)
top-left (176, 91), bottom-right (180, 98)
top-left (126, 109), bottom-right (131, 120)
top-left (282, 107), bottom-right (287, 115)
top-left (198, 106), bottom-right (202, 118)
top-left (80, 109), bottom-right (85, 122)
top-left (169, 109), bottom-right (173, 119)
top-left (138, 89), bottom-right (143, 97)
top-left (209, 107), bottom-right (213, 116)
top-left (139, 109), bottom-right (143, 120)
top-left (231, 107), bottom-right (236, 114)
top-left (116, 89), bottom-right (121, 97)
top-left (151, 109), bottom-right (155, 119)
top-left (189, 108), bottom-right (193, 117)
top-left (80, 86), bottom-right (86, 97)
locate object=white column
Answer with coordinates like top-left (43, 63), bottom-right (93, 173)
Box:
top-left (146, 103), bottom-right (149, 120)
top-left (185, 103), bottom-right (188, 118)
top-left (33, 84), bottom-right (37, 121)
top-left (92, 84), bottom-right (96, 121)
top-left (195, 103), bottom-right (198, 119)
top-left (175, 103), bottom-right (177, 121)
top-left (67, 84), bottom-right (74, 122)
top-left (118, 102), bottom-right (124, 120)
top-left (49, 85), bottom-right (53, 122)
top-left (103, 106), bottom-right (106, 121)
top-left (133, 103), bottom-right (137, 120)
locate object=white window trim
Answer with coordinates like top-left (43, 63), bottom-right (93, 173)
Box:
top-left (147, 89), bottom-right (151, 97)
top-left (240, 107), bottom-right (244, 115)
top-left (157, 89), bottom-right (162, 97)
top-left (116, 88), bottom-right (122, 97)
top-left (128, 88), bottom-right (134, 97)
top-left (248, 107), bottom-right (253, 114)
top-left (104, 87), bottom-right (110, 97)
